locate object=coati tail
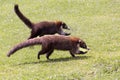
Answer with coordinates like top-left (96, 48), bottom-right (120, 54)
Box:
top-left (7, 38), bottom-right (42, 57)
top-left (14, 4), bottom-right (33, 29)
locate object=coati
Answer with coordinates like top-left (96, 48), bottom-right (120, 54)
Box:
top-left (14, 4), bottom-right (70, 39)
top-left (7, 35), bottom-right (89, 60)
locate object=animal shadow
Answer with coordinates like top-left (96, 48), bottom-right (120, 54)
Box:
top-left (47, 56), bottom-right (91, 62)
top-left (17, 56), bottom-right (91, 65)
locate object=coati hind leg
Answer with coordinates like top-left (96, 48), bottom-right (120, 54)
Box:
top-left (37, 49), bottom-right (48, 59)
top-left (46, 49), bottom-right (54, 60)
top-left (37, 44), bottom-right (52, 59)
top-left (28, 30), bottom-right (38, 39)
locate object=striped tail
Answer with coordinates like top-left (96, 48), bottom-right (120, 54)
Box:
top-left (7, 38), bottom-right (42, 57)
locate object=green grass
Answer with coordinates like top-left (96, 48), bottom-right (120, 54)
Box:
top-left (0, 0), bottom-right (120, 80)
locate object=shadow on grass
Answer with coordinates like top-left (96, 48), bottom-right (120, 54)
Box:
top-left (46, 56), bottom-right (91, 62)
top-left (17, 56), bottom-right (91, 65)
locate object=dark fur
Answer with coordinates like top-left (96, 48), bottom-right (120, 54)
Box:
top-left (14, 4), bottom-right (70, 39)
top-left (7, 35), bottom-right (89, 60)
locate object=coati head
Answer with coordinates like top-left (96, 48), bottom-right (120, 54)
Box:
top-left (79, 40), bottom-right (90, 50)
top-left (55, 21), bottom-right (71, 36)
top-left (56, 21), bottom-right (70, 30)
top-left (61, 22), bottom-right (70, 30)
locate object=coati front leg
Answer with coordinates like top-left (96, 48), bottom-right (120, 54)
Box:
top-left (74, 47), bottom-right (87, 54)
top-left (69, 50), bottom-right (76, 57)
top-left (69, 49), bottom-right (86, 57)
top-left (69, 45), bottom-right (86, 57)
top-left (69, 51), bottom-right (75, 57)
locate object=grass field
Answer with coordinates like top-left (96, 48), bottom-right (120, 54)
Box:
top-left (0, 0), bottom-right (120, 80)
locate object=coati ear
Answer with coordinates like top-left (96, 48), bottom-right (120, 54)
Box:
top-left (78, 40), bottom-right (84, 44)
top-left (78, 40), bottom-right (82, 43)
top-left (55, 21), bottom-right (70, 30)
top-left (55, 21), bottom-right (62, 28)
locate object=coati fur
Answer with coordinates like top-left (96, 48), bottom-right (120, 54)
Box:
top-left (14, 4), bottom-right (70, 39)
top-left (7, 35), bottom-right (89, 60)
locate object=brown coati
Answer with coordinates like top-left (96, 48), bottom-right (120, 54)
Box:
top-left (7, 35), bottom-right (89, 60)
top-left (14, 4), bottom-right (70, 39)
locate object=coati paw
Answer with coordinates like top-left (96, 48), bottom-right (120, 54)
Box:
top-left (47, 57), bottom-right (50, 60)
top-left (7, 54), bottom-right (10, 57)
top-left (37, 56), bottom-right (40, 59)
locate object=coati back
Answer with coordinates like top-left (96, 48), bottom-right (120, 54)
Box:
top-left (7, 35), bottom-right (89, 60)
top-left (14, 4), bottom-right (71, 39)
